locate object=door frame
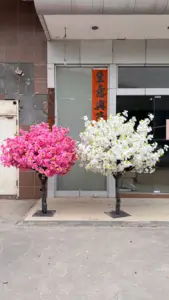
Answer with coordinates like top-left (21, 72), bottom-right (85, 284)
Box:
top-left (53, 64), bottom-right (116, 198)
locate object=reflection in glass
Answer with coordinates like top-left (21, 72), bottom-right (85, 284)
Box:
top-left (118, 67), bottom-right (169, 88)
top-left (117, 95), bottom-right (169, 194)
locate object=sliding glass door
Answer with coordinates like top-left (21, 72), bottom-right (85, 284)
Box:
top-left (117, 95), bottom-right (169, 195)
top-left (56, 67), bottom-right (107, 196)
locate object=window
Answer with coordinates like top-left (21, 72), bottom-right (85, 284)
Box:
top-left (118, 67), bottom-right (169, 88)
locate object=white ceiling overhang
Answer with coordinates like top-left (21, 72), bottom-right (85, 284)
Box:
top-left (34, 0), bottom-right (169, 15)
top-left (34, 0), bottom-right (169, 40)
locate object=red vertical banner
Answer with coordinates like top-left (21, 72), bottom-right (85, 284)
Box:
top-left (92, 69), bottom-right (108, 121)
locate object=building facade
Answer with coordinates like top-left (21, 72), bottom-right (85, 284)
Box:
top-left (0, 0), bottom-right (48, 199)
top-left (1, 0), bottom-right (169, 199)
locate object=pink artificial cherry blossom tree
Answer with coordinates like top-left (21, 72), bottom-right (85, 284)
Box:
top-left (0, 123), bottom-right (77, 215)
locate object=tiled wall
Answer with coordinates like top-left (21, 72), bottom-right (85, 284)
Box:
top-left (0, 0), bottom-right (48, 199)
top-left (48, 39), bottom-right (169, 65)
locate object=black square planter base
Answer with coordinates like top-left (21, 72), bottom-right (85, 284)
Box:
top-left (105, 210), bottom-right (131, 219)
top-left (33, 210), bottom-right (56, 217)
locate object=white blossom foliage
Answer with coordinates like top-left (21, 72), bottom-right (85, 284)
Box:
top-left (77, 112), bottom-right (168, 176)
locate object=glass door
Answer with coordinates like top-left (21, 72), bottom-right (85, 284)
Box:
top-left (56, 67), bottom-right (107, 197)
top-left (151, 96), bottom-right (169, 194)
top-left (116, 95), bottom-right (169, 195)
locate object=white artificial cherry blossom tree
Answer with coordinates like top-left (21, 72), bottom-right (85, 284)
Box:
top-left (78, 112), bottom-right (168, 215)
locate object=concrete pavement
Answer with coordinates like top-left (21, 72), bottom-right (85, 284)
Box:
top-left (0, 200), bottom-right (169, 299)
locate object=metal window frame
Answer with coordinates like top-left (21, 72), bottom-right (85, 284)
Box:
top-left (117, 64), bottom-right (169, 94)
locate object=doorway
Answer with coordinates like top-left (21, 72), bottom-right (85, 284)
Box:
top-left (55, 67), bottom-right (107, 197)
top-left (117, 95), bottom-right (169, 196)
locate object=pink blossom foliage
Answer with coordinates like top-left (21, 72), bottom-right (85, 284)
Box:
top-left (0, 123), bottom-right (77, 177)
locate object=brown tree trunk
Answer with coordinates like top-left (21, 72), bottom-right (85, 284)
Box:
top-left (38, 173), bottom-right (48, 214)
top-left (113, 174), bottom-right (122, 215)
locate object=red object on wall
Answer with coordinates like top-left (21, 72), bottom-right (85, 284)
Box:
top-left (92, 69), bottom-right (108, 121)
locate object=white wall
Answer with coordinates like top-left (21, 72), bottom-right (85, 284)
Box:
top-left (47, 39), bottom-right (169, 88)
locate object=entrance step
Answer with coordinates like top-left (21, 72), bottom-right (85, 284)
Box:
top-left (22, 197), bottom-right (169, 226)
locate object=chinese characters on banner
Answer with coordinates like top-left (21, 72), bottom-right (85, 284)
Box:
top-left (92, 69), bottom-right (108, 121)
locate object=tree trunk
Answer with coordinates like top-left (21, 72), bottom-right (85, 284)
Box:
top-left (38, 173), bottom-right (48, 214)
top-left (114, 174), bottom-right (122, 215)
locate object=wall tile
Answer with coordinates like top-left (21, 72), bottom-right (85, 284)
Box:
top-left (48, 42), bottom-right (64, 64)
top-left (0, 32), bottom-right (7, 47)
top-left (34, 78), bottom-right (48, 94)
top-left (33, 94), bottom-right (48, 123)
top-left (48, 41), bottom-right (80, 64)
top-left (20, 171), bottom-right (34, 187)
top-left (18, 13), bottom-right (35, 33)
top-left (35, 15), bottom-right (43, 32)
top-left (19, 0), bottom-right (36, 15)
top-left (0, 1), bottom-right (47, 65)
top-left (50, 40), bottom-right (112, 65)
top-left (18, 32), bottom-right (35, 46)
top-left (0, 51), bottom-right (5, 64)
top-left (113, 40), bottom-right (146, 64)
top-left (146, 40), bottom-right (169, 64)
top-left (81, 40), bottom-right (113, 64)
top-left (0, 13), bottom-right (18, 32)
top-left (0, 63), bottom-right (35, 100)
top-left (19, 63), bottom-right (34, 79)
top-left (5, 33), bottom-right (18, 46)
top-left (18, 45), bottom-right (35, 63)
top-left (19, 186), bottom-right (35, 199)
top-left (5, 46), bottom-right (20, 63)
top-left (34, 64), bottom-right (47, 79)
top-left (19, 94), bottom-right (48, 125)
top-left (34, 42), bottom-right (47, 64)
top-left (33, 94), bottom-right (48, 111)
top-left (34, 31), bottom-right (46, 43)
top-left (19, 96), bottom-right (34, 125)
top-left (2, 64), bottom-right (20, 99)
top-left (1, 1), bottom-right (18, 14)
